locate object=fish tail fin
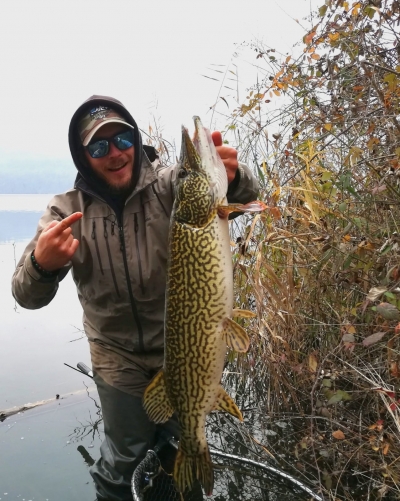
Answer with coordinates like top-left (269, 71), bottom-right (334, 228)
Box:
top-left (174, 444), bottom-right (214, 496)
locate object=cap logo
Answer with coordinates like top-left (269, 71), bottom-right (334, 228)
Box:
top-left (89, 106), bottom-right (110, 120)
top-left (78, 104), bottom-right (134, 146)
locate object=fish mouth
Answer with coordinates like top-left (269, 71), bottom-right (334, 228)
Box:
top-left (180, 125), bottom-right (202, 173)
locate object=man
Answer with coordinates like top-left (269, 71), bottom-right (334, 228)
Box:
top-left (12, 95), bottom-right (258, 501)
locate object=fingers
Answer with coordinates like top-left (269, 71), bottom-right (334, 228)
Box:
top-left (51, 212), bottom-right (83, 236)
top-left (35, 212), bottom-right (82, 271)
top-left (70, 239), bottom-right (80, 255)
top-left (215, 142), bottom-right (238, 183)
top-left (64, 233), bottom-right (74, 249)
top-left (216, 145), bottom-right (237, 163)
top-left (211, 131), bottom-right (223, 147)
top-left (63, 235), bottom-right (79, 258)
top-left (43, 220), bottom-right (59, 232)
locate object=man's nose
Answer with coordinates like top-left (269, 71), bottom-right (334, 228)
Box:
top-left (108, 141), bottom-right (122, 157)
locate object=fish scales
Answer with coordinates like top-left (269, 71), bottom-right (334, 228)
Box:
top-left (166, 210), bottom-right (231, 421)
top-left (143, 116), bottom-right (253, 496)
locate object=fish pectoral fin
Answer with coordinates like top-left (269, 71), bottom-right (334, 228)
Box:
top-left (232, 308), bottom-right (257, 318)
top-left (214, 386), bottom-right (243, 421)
top-left (218, 200), bottom-right (267, 215)
top-left (222, 318), bottom-right (250, 353)
top-left (143, 369), bottom-right (174, 423)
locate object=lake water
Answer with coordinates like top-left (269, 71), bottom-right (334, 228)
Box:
top-left (0, 194), bottom-right (99, 500)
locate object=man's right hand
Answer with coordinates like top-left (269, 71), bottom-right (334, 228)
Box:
top-left (34, 212), bottom-right (83, 271)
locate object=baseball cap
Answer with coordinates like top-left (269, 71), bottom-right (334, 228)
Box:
top-left (78, 105), bottom-right (134, 146)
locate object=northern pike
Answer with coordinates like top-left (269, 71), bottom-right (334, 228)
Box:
top-left (143, 117), bottom-right (264, 496)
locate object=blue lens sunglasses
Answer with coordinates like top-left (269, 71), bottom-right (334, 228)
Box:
top-left (86, 130), bottom-right (134, 159)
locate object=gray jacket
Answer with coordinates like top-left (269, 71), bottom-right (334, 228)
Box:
top-left (12, 96), bottom-right (259, 356)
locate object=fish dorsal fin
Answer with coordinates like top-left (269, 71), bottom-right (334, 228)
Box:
top-left (143, 369), bottom-right (174, 423)
top-left (222, 318), bottom-right (250, 353)
top-left (214, 385), bottom-right (243, 421)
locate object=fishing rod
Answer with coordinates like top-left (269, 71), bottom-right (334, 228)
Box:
top-left (64, 361), bottom-right (93, 378)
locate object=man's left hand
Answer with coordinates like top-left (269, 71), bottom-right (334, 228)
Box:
top-left (212, 131), bottom-right (238, 184)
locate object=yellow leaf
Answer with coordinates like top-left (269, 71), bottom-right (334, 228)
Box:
top-left (383, 442), bottom-right (390, 455)
top-left (352, 2), bottom-right (361, 16)
top-left (346, 325), bottom-right (356, 334)
top-left (311, 53), bottom-right (321, 60)
top-left (328, 33), bottom-right (340, 42)
top-left (324, 123), bottom-right (333, 131)
top-left (309, 353), bottom-right (318, 372)
top-left (285, 55), bottom-right (291, 64)
top-left (332, 430), bottom-right (345, 440)
top-left (273, 89), bottom-right (281, 97)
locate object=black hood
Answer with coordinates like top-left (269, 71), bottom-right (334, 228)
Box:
top-left (68, 95), bottom-right (146, 205)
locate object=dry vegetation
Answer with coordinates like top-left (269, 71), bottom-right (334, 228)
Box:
top-left (146, 2), bottom-right (400, 496)
top-left (221, 1), bottom-right (400, 499)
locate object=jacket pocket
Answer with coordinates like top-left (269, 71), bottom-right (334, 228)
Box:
top-left (133, 212), bottom-right (145, 295)
top-left (91, 219), bottom-right (104, 275)
top-left (103, 217), bottom-right (120, 298)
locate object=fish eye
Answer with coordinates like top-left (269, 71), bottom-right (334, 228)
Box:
top-left (178, 168), bottom-right (187, 179)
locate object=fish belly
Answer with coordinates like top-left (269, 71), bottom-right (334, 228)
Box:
top-left (165, 214), bottom-right (232, 451)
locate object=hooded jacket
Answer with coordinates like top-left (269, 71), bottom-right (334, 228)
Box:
top-left (12, 96), bottom-right (259, 365)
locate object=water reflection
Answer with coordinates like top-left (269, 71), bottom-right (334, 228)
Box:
top-left (0, 194), bottom-right (87, 410)
top-left (0, 193), bottom-right (51, 243)
top-left (0, 389), bottom-right (101, 500)
top-left (0, 210), bottom-right (43, 242)
top-left (68, 384), bottom-right (103, 445)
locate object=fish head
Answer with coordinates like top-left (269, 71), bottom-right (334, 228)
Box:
top-left (174, 117), bottom-right (228, 227)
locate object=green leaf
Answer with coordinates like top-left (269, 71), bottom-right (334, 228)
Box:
top-left (319, 5), bottom-right (328, 16)
top-left (339, 202), bottom-right (347, 213)
top-left (376, 302), bottom-right (400, 321)
top-left (381, 244), bottom-right (393, 256)
top-left (321, 171), bottom-right (332, 181)
top-left (321, 182), bottom-right (333, 193)
top-left (343, 254), bottom-right (353, 270)
top-left (256, 165), bottom-right (266, 186)
top-left (364, 6), bottom-right (376, 19)
top-left (353, 217), bottom-right (363, 229)
top-left (327, 390), bottom-right (352, 405)
top-left (327, 393), bottom-right (343, 405)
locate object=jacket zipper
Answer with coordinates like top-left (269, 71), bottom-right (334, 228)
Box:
top-left (91, 220), bottom-right (104, 275)
top-left (134, 213), bottom-right (146, 295)
top-left (152, 184), bottom-right (168, 217)
top-left (103, 218), bottom-right (120, 298)
top-left (119, 222), bottom-right (145, 352)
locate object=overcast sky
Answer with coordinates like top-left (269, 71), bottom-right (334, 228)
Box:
top-left (0, 0), bottom-right (315, 162)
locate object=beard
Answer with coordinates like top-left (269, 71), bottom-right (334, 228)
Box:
top-left (100, 159), bottom-right (135, 198)
top-left (105, 175), bottom-right (135, 197)
top-left (85, 163), bottom-right (135, 201)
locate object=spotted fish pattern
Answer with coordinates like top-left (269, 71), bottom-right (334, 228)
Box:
top-left (143, 117), bottom-right (251, 496)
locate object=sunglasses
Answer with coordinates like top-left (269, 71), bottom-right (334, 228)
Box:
top-left (86, 130), bottom-right (134, 158)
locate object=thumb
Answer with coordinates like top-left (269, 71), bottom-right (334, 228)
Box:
top-left (211, 131), bottom-right (223, 148)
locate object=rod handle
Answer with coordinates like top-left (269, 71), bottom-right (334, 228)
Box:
top-left (77, 362), bottom-right (93, 378)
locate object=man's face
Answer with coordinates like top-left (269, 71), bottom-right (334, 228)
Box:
top-left (84, 122), bottom-right (135, 195)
